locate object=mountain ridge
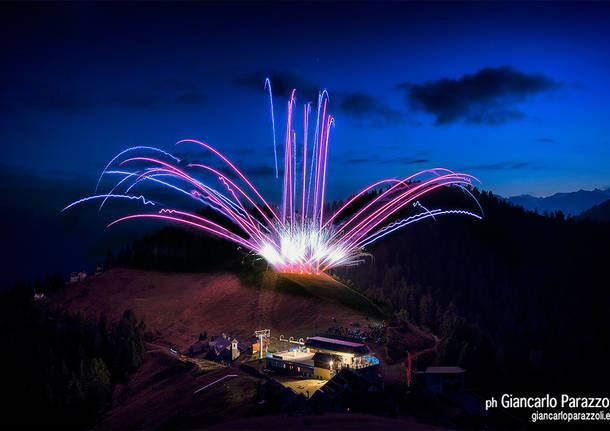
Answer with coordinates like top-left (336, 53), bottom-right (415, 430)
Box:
top-left (506, 187), bottom-right (610, 216)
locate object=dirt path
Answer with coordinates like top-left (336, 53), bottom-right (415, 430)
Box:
top-left (410, 334), bottom-right (440, 366)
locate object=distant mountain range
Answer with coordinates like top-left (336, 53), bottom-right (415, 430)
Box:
top-left (506, 188), bottom-right (610, 216)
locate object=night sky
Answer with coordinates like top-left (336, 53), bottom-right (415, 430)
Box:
top-left (1, 1), bottom-right (609, 283)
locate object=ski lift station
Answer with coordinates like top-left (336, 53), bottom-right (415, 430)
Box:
top-left (265, 334), bottom-right (380, 381)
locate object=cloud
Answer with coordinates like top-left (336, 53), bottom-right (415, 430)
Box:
top-left (339, 92), bottom-right (403, 125)
top-left (399, 66), bottom-right (562, 125)
top-left (377, 157), bottom-right (429, 165)
top-left (346, 156), bottom-right (429, 165)
top-left (460, 160), bottom-right (545, 171)
top-left (173, 146), bottom-right (257, 164)
top-left (110, 93), bottom-right (172, 110)
top-left (151, 78), bottom-right (208, 107)
top-left (234, 70), bottom-right (405, 125)
top-left (380, 144), bottom-right (402, 150)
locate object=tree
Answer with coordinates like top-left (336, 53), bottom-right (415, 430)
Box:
top-left (439, 332), bottom-right (461, 364)
top-left (457, 341), bottom-right (474, 369)
top-left (84, 357), bottom-right (112, 406)
top-left (396, 308), bottom-right (410, 324)
top-left (113, 310), bottom-right (146, 377)
top-left (419, 294), bottom-right (435, 330)
top-left (105, 249), bottom-right (115, 269)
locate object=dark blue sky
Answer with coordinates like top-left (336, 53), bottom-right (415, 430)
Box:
top-left (1, 1), bottom-right (609, 283)
top-left (2, 1), bottom-right (610, 197)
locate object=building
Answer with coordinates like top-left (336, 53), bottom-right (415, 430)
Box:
top-left (265, 334), bottom-right (380, 381)
top-left (251, 338), bottom-right (268, 355)
top-left (305, 335), bottom-right (379, 380)
top-left (312, 352), bottom-right (334, 379)
top-left (69, 272), bottom-right (79, 283)
top-left (266, 346), bottom-right (314, 377)
top-left (417, 366), bottom-right (465, 394)
top-left (206, 334), bottom-right (248, 362)
top-left (415, 366), bottom-right (489, 428)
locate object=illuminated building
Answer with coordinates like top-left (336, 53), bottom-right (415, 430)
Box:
top-left (265, 334), bottom-right (380, 381)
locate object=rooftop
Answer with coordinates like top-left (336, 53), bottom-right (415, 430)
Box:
top-left (305, 336), bottom-right (369, 355)
top-left (424, 366), bottom-right (465, 374)
top-left (308, 336), bottom-right (364, 348)
top-left (273, 348), bottom-right (314, 363)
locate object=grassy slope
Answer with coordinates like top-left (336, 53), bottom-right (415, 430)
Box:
top-left (265, 271), bottom-right (388, 320)
top-left (49, 268), bottom-right (372, 351)
top-left (95, 352), bottom-right (261, 430)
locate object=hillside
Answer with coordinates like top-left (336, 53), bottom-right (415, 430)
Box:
top-left (577, 198), bottom-right (610, 222)
top-left (47, 268), bottom-right (440, 430)
top-left (95, 351), bottom-right (447, 431)
top-left (94, 351), bottom-right (263, 429)
top-left (49, 268), bottom-right (373, 351)
top-left (334, 187), bottom-right (610, 393)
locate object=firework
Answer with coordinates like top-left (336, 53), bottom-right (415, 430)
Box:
top-left (64, 83), bottom-right (482, 274)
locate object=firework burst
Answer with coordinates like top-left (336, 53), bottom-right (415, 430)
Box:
top-left (64, 82), bottom-right (482, 274)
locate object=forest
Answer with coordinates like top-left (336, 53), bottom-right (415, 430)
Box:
top-left (0, 278), bottom-right (146, 429)
top-left (332, 187), bottom-right (610, 395)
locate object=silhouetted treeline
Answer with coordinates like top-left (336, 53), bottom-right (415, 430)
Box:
top-left (112, 225), bottom-right (247, 273)
top-left (577, 197), bottom-right (610, 222)
top-left (332, 187), bottom-right (610, 394)
top-left (0, 281), bottom-right (146, 430)
top-left (33, 272), bottom-right (65, 295)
